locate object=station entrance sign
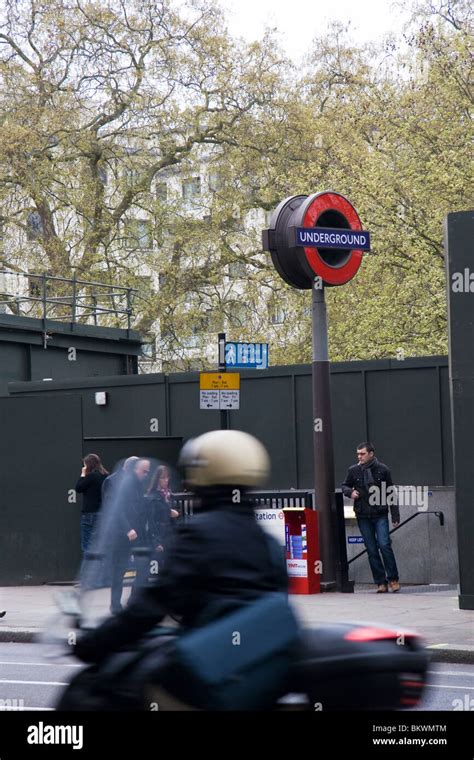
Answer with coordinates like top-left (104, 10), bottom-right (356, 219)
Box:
top-left (262, 190), bottom-right (370, 287)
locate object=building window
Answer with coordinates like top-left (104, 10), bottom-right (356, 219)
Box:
top-left (27, 211), bottom-right (43, 241)
top-left (98, 166), bottom-right (108, 185)
top-left (159, 316), bottom-right (174, 340)
top-left (228, 303), bottom-right (248, 328)
top-left (182, 177), bottom-right (201, 202)
top-left (28, 274), bottom-right (43, 298)
top-left (182, 333), bottom-right (200, 349)
top-left (141, 341), bottom-right (156, 360)
top-left (183, 313), bottom-right (211, 348)
top-left (229, 260), bottom-right (246, 278)
top-left (208, 171), bottom-right (222, 192)
top-left (123, 220), bottom-right (152, 250)
top-left (269, 302), bottom-right (285, 324)
top-left (156, 182), bottom-right (167, 202)
top-left (124, 166), bottom-right (141, 188)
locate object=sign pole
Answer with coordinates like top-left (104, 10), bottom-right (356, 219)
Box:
top-left (218, 332), bottom-right (229, 430)
top-left (312, 282), bottom-right (337, 589)
top-left (263, 190), bottom-right (370, 592)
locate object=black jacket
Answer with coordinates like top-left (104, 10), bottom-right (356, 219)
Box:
top-left (74, 499), bottom-right (288, 664)
top-left (143, 491), bottom-right (174, 550)
top-left (75, 471), bottom-right (107, 514)
top-left (342, 461), bottom-right (400, 522)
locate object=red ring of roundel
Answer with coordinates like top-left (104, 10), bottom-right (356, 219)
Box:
top-left (302, 193), bottom-right (364, 285)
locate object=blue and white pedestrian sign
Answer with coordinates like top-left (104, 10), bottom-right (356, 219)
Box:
top-left (225, 342), bottom-right (269, 370)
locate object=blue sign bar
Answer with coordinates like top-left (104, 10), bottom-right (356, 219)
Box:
top-left (296, 227), bottom-right (370, 251)
top-left (225, 342), bottom-right (269, 370)
top-left (348, 536), bottom-right (365, 544)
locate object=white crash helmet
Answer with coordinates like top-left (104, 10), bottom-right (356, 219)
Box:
top-left (180, 430), bottom-right (270, 489)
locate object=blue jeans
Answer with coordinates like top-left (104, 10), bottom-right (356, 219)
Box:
top-left (80, 513), bottom-right (99, 553)
top-left (357, 515), bottom-right (399, 585)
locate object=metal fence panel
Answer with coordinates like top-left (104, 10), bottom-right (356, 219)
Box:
top-left (0, 395), bottom-right (83, 584)
top-left (365, 367), bottom-right (443, 485)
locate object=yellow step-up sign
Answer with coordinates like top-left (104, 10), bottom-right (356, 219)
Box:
top-left (200, 372), bottom-right (240, 391)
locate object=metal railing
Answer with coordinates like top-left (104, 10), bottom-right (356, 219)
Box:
top-left (333, 492), bottom-right (446, 592)
top-left (0, 269), bottom-right (136, 331)
top-left (171, 490), bottom-right (314, 519)
top-left (347, 510), bottom-right (445, 566)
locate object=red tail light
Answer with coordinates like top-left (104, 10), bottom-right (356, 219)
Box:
top-left (344, 626), bottom-right (406, 642)
top-left (400, 674), bottom-right (425, 706)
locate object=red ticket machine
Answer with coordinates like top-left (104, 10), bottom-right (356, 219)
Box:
top-left (284, 508), bottom-right (320, 594)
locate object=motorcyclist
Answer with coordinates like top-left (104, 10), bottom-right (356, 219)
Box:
top-left (58, 432), bottom-right (429, 712)
top-left (73, 430), bottom-right (288, 678)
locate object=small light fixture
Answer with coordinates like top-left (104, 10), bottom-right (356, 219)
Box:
top-left (95, 391), bottom-right (107, 406)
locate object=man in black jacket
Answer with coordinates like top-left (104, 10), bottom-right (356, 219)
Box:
top-left (342, 442), bottom-right (400, 593)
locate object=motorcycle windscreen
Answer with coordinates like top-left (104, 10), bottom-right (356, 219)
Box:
top-left (78, 456), bottom-right (181, 628)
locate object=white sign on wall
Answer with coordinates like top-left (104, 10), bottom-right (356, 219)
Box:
top-left (255, 509), bottom-right (285, 546)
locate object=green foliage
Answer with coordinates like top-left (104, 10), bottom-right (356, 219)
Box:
top-left (0, 0), bottom-right (471, 367)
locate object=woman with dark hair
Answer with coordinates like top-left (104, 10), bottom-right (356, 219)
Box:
top-left (75, 454), bottom-right (109, 553)
top-left (144, 465), bottom-right (178, 568)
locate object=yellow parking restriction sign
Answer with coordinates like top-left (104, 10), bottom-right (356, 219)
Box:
top-left (200, 372), bottom-right (240, 391)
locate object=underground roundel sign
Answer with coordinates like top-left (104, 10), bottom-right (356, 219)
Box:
top-left (262, 191), bottom-right (370, 288)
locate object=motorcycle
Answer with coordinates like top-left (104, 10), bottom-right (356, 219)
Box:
top-left (46, 586), bottom-right (429, 712)
top-left (44, 455), bottom-right (429, 711)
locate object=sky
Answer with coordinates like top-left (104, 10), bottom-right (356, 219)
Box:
top-left (217, 0), bottom-right (410, 59)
